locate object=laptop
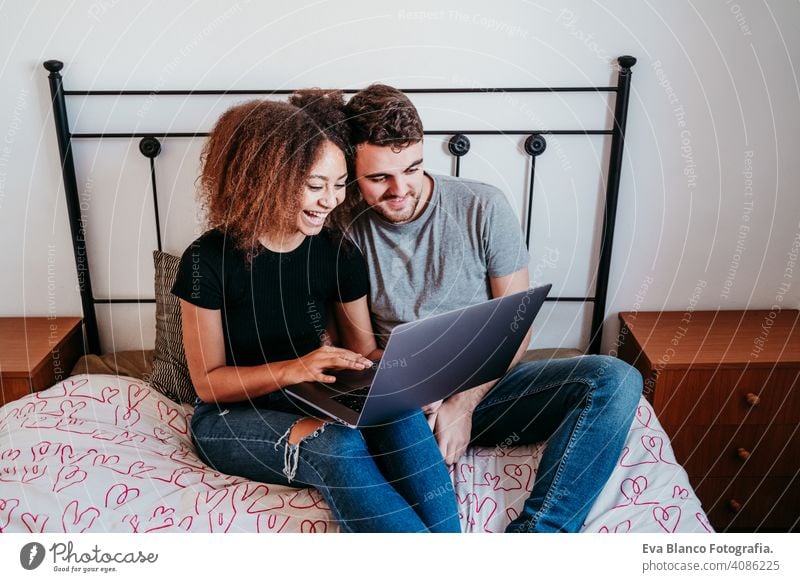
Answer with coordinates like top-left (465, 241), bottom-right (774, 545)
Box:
top-left (284, 284), bottom-right (552, 427)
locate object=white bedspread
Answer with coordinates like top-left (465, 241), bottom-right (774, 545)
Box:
top-left (0, 374), bottom-right (712, 533)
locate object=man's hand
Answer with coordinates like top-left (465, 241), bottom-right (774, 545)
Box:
top-left (430, 399), bottom-right (474, 465)
top-left (421, 399), bottom-right (443, 415)
top-left (422, 399), bottom-right (443, 431)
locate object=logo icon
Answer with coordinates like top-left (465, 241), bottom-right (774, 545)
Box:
top-left (20, 542), bottom-right (46, 570)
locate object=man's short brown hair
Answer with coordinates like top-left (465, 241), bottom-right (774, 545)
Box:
top-left (345, 84), bottom-right (423, 150)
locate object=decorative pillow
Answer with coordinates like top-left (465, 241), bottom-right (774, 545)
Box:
top-left (71, 349), bottom-right (154, 379)
top-left (149, 250), bottom-right (197, 404)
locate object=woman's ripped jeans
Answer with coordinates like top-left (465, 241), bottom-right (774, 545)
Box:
top-left (191, 392), bottom-right (460, 533)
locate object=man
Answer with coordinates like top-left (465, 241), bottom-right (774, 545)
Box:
top-left (340, 84), bottom-right (643, 533)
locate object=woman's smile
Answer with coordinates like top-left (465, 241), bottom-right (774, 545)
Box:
top-left (302, 209), bottom-right (329, 226)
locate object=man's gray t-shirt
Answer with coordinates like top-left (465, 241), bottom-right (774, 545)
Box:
top-left (348, 173), bottom-right (530, 347)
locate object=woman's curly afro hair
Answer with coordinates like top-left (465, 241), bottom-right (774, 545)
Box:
top-left (198, 91), bottom-right (352, 261)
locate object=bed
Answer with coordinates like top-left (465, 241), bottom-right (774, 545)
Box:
top-left (0, 55), bottom-right (713, 533)
top-left (0, 366), bottom-right (711, 533)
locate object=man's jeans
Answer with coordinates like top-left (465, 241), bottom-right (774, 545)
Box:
top-left (191, 394), bottom-right (460, 533)
top-left (470, 354), bottom-right (642, 533)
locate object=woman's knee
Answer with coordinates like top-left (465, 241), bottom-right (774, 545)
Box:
top-left (307, 421), bottom-right (369, 456)
top-left (287, 417), bottom-right (329, 444)
top-left (274, 418), bottom-right (368, 484)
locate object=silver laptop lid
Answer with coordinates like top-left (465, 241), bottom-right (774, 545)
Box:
top-left (357, 285), bottom-right (551, 424)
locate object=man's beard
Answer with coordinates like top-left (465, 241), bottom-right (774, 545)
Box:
top-left (371, 190), bottom-right (420, 224)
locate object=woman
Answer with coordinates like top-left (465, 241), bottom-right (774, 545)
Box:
top-left (171, 91), bottom-right (460, 533)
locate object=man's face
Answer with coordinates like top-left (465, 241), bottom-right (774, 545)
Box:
top-left (353, 141), bottom-right (426, 224)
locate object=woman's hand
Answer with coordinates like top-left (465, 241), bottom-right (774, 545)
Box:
top-left (284, 346), bottom-right (373, 384)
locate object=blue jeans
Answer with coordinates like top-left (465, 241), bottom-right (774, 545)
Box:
top-left (470, 355), bottom-right (642, 533)
top-left (191, 393), bottom-right (460, 533)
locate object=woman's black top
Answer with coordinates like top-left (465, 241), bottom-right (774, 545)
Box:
top-left (171, 229), bottom-right (369, 367)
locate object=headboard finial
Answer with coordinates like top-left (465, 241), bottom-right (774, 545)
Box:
top-left (617, 55), bottom-right (637, 71)
top-left (448, 134), bottom-right (471, 157)
top-left (44, 60), bottom-right (64, 74)
top-left (524, 134), bottom-right (547, 157)
top-left (139, 136), bottom-right (162, 159)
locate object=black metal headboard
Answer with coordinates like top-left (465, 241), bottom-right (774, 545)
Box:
top-left (43, 55), bottom-right (637, 356)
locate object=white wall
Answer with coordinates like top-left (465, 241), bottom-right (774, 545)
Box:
top-left (1, 0), bottom-right (798, 354)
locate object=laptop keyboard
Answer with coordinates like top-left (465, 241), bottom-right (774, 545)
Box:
top-left (331, 386), bottom-right (371, 413)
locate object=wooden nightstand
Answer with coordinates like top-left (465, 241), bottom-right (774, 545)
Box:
top-left (0, 317), bottom-right (84, 407)
top-left (617, 309), bottom-right (800, 532)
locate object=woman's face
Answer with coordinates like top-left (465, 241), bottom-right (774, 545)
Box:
top-left (296, 141), bottom-right (347, 236)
